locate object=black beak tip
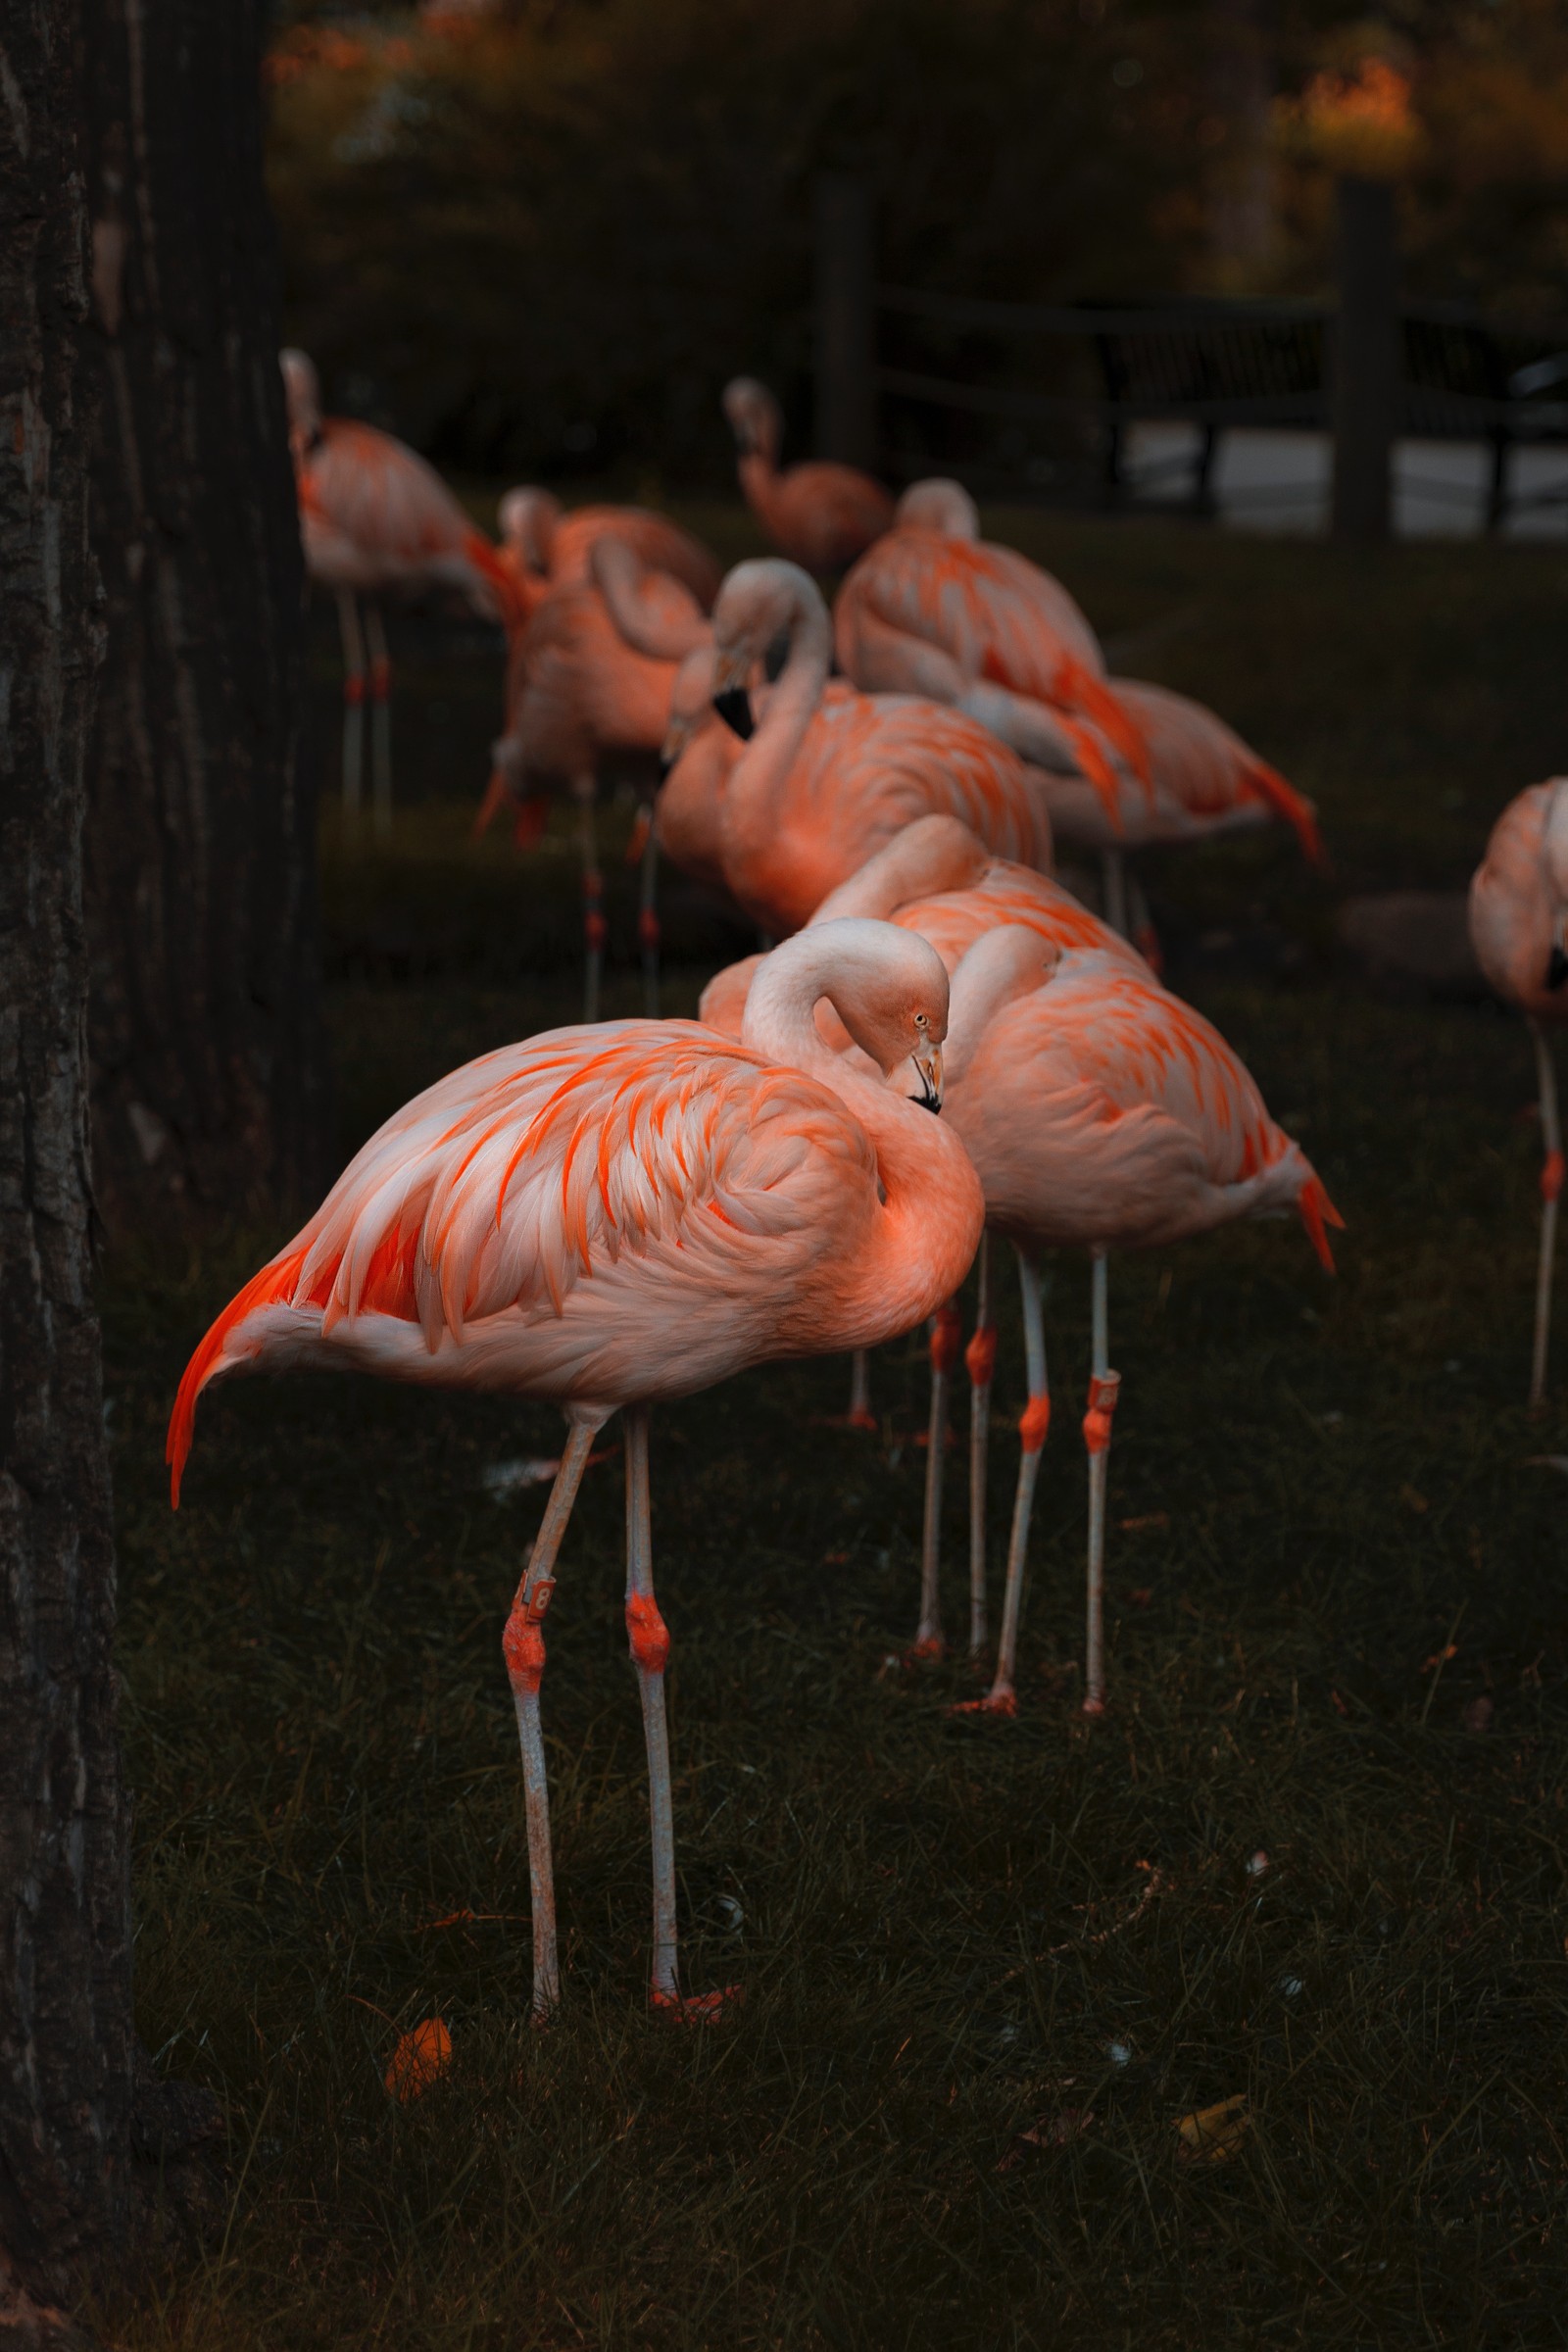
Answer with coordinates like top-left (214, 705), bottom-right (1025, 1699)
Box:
top-left (1547, 946), bottom-right (1568, 992)
top-left (714, 686), bottom-right (756, 742)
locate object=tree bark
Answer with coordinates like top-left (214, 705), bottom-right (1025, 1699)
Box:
top-left (0, 1), bottom-right (132, 2328)
top-left (83, 0), bottom-right (326, 1235)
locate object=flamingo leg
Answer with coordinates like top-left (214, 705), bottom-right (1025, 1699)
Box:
top-left (623, 1403), bottom-right (681, 2007)
top-left (637, 805), bottom-right (661, 1018)
top-left (1102, 848), bottom-right (1130, 940)
top-left (335, 589), bottom-right (367, 829)
top-left (913, 1300), bottom-right (962, 1658)
top-left (965, 1234), bottom-right (997, 1656)
top-left (846, 1349), bottom-right (874, 1430)
top-left (1082, 1250), bottom-right (1121, 1717)
top-left (502, 1419), bottom-right (601, 2018)
top-left (967, 1247), bottom-right (1049, 1717)
top-left (1530, 1016), bottom-right (1563, 1412)
top-left (365, 599), bottom-right (393, 840)
top-left (573, 771), bottom-right (604, 1024)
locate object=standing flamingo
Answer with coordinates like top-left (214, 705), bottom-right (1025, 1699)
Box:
top-left (835, 480), bottom-right (1320, 933)
top-left (280, 349), bottom-right (521, 834)
top-left (167, 919), bottom-right (983, 2018)
top-left (656, 560), bottom-right (1054, 939)
top-left (706, 824), bottom-right (1339, 1712)
top-left (721, 379), bottom-right (894, 572)
top-left (496, 487), bottom-right (721, 621)
top-left (477, 538), bottom-right (713, 1020)
top-left (1468, 777), bottom-right (1568, 1407)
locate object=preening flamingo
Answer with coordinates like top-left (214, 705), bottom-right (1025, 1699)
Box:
top-left (656, 560), bottom-right (1054, 939)
top-left (477, 537), bottom-right (714, 1020)
top-left (496, 487), bottom-right (721, 623)
top-left (835, 479), bottom-right (1321, 935)
top-left (280, 348), bottom-right (521, 834)
top-left (168, 919), bottom-right (984, 2017)
top-left (706, 820), bottom-right (1340, 1713)
top-left (721, 378), bottom-right (894, 572)
top-left (1468, 777), bottom-right (1568, 1407)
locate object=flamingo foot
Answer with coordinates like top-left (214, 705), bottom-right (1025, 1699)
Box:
top-left (901, 1634), bottom-right (946, 1667)
top-left (650, 1984), bottom-right (744, 2025)
top-left (1080, 1693), bottom-right (1108, 1720)
top-left (948, 1687), bottom-right (1017, 1720)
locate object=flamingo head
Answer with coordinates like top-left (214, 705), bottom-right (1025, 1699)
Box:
top-left (749, 920), bottom-right (949, 1112)
top-left (721, 376), bottom-right (782, 464)
top-left (279, 348), bottom-right (322, 452)
top-left (498, 486), bottom-right (560, 573)
top-left (709, 559), bottom-right (823, 738)
top-left (894, 479), bottom-right (980, 541)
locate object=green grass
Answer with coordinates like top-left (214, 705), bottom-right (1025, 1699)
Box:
top-left (106, 516), bottom-right (1568, 2348)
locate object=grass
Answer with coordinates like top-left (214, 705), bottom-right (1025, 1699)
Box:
top-left (105, 513), bottom-right (1568, 2348)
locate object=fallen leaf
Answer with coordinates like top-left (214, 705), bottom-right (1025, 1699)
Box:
top-left (1176, 2093), bottom-right (1250, 2163)
top-left (998, 2107), bottom-right (1096, 2170)
top-left (385, 2016), bottom-right (452, 2102)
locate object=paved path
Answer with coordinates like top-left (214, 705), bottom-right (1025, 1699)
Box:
top-left (1125, 424), bottom-right (1568, 537)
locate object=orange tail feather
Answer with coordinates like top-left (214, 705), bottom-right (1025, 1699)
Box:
top-left (1245, 758), bottom-right (1326, 867)
top-left (1057, 658), bottom-right (1152, 792)
top-left (1297, 1173), bottom-right (1345, 1275)
top-left (167, 1248), bottom-right (309, 1507)
top-left (1052, 710), bottom-right (1127, 829)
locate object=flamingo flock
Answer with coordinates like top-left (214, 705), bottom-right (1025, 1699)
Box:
top-left (179, 353), bottom-right (1555, 2017)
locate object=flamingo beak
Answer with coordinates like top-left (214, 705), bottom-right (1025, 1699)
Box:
top-left (713, 685), bottom-right (756, 741)
top-left (906, 1043), bottom-right (943, 1113)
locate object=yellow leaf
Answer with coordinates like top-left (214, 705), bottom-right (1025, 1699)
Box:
top-left (385, 2016), bottom-right (452, 2102)
top-left (1177, 2093), bottom-right (1250, 2163)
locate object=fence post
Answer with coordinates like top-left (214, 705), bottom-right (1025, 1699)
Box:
top-left (1331, 173), bottom-right (1398, 542)
top-left (813, 172), bottom-right (877, 468)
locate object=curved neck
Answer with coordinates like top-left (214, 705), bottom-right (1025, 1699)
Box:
top-left (944, 926), bottom-right (1056, 1085)
top-left (742, 934), bottom-right (980, 1341)
top-left (808, 817), bottom-right (989, 928)
top-left (717, 580), bottom-right (830, 881)
top-left (592, 539), bottom-right (709, 662)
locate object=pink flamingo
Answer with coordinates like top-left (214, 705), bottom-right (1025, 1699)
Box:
top-left (168, 918), bottom-right (984, 2019)
top-left (280, 349), bottom-right (522, 834)
top-left (835, 480), bottom-right (1320, 934)
top-left (706, 819), bottom-right (1340, 1712)
top-left (496, 487), bottom-right (721, 621)
top-left (721, 378), bottom-right (894, 572)
top-left (477, 539), bottom-right (714, 1020)
top-left (1469, 777), bottom-right (1568, 1407)
top-left (656, 560), bottom-right (1054, 940)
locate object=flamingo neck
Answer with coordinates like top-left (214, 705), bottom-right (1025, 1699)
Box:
top-left (943, 926), bottom-right (1056, 1085)
top-left (741, 931), bottom-right (982, 1342)
top-left (717, 580), bottom-right (830, 890)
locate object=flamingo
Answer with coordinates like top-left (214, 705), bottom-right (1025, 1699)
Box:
top-left (279, 349), bottom-right (522, 835)
top-left (496, 487), bottom-right (721, 622)
top-left (167, 918), bottom-right (985, 2019)
top-left (656, 560), bottom-right (1054, 940)
top-left (835, 479), bottom-right (1321, 934)
top-left (706, 820), bottom-right (1340, 1713)
top-left (1468, 777), bottom-right (1568, 1407)
top-left (721, 378), bottom-right (894, 572)
top-left (476, 539), bottom-right (714, 1021)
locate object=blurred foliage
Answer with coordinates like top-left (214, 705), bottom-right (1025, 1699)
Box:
top-left (268, 1), bottom-right (1568, 477)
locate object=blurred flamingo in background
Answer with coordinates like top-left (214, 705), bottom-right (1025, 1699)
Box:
top-left (656, 560), bottom-right (1054, 939)
top-left (1469, 776), bottom-right (1568, 1407)
top-left (722, 378), bottom-right (894, 571)
top-left (496, 486), bottom-right (721, 621)
top-left (476, 536), bottom-right (714, 1020)
top-left (168, 919), bottom-right (983, 2020)
top-left (280, 348), bottom-right (523, 834)
top-left (707, 819), bottom-right (1340, 1715)
top-left (836, 480), bottom-right (1321, 939)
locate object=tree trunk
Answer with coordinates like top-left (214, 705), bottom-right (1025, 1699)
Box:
top-left (0, 2), bottom-right (132, 2330)
top-left (83, 0), bottom-right (326, 1236)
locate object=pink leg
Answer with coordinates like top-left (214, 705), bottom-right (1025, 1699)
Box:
top-left (958, 1247), bottom-right (1048, 1718)
top-left (965, 1232), bottom-right (997, 1657)
top-left (912, 1299), bottom-right (962, 1659)
top-left (1082, 1250), bottom-right (1121, 1717)
top-left (502, 1419), bottom-right (601, 2017)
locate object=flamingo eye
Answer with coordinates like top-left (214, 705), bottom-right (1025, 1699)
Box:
top-left (914, 1011), bottom-right (930, 1033)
